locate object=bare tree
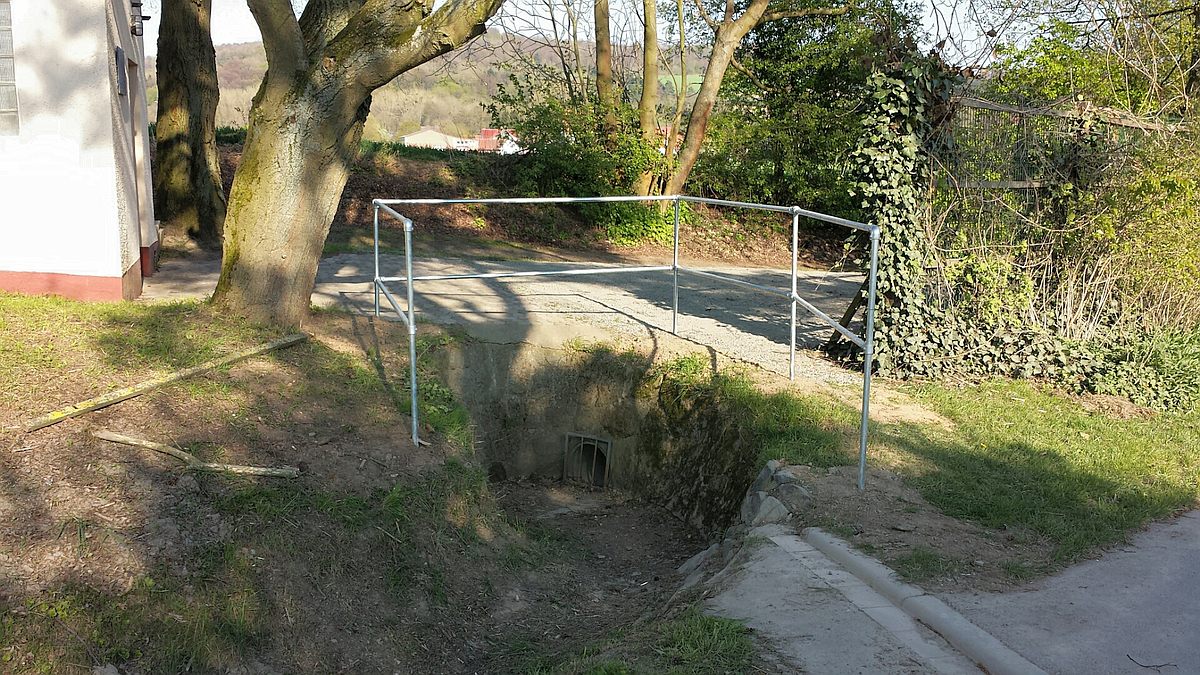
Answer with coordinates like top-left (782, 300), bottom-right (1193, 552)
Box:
top-left (634, 0), bottom-right (659, 194)
top-left (664, 0), bottom-right (850, 195)
top-left (212, 0), bottom-right (506, 326)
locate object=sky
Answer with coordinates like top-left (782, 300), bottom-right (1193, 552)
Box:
top-left (140, 0), bottom-right (994, 64)
top-left (141, 0), bottom-right (265, 57)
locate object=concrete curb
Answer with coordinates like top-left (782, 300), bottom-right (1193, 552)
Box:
top-left (803, 528), bottom-right (1047, 675)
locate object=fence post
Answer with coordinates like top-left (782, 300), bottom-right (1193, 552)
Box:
top-left (373, 202), bottom-right (381, 318)
top-left (671, 197), bottom-right (681, 335)
top-left (404, 217), bottom-right (419, 446)
top-left (858, 226), bottom-right (881, 491)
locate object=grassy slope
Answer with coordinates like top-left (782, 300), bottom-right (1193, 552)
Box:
top-left (0, 295), bottom-right (752, 674)
top-left (656, 355), bottom-right (1200, 565)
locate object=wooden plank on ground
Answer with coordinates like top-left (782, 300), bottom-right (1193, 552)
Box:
top-left (93, 430), bottom-right (300, 478)
top-left (25, 333), bottom-right (308, 432)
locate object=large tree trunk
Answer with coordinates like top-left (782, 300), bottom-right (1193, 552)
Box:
top-left (212, 89), bottom-right (368, 327)
top-left (634, 0), bottom-right (660, 195)
top-left (594, 0), bottom-right (619, 135)
top-left (153, 0), bottom-right (225, 245)
top-left (211, 0), bottom-right (504, 327)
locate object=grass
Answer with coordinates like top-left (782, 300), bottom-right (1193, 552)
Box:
top-left (1, 561), bottom-right (266, 672)
top-left (1, 460), bottom-right (514, 673)
top-left (654, 354), bottom-right (1200, 564)
top-left (515, 609), bottom-right (754, 674)
top-left (895, 379), bottom-right (1200, 560)
top-left (0, 294), bottom-right (281, 400)
top-left (654, 354), bottom-right (861, 468)
top-left (893, 547), bottom-right (962, 582)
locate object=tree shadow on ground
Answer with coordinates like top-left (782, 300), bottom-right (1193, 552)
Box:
top-left (877, 423), bottom-right (1197, 561)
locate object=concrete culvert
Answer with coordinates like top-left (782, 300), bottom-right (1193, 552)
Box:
top-left (432, 323), bottom-right (767, 534)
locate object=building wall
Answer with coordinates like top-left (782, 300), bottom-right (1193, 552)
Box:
top-left (0, 0), bottom-right (155, 300)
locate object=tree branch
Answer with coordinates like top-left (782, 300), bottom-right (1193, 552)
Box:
top-left (299, 0), bottom-right (366, 58)
top-left (246, 0), bottom-right (306, 83)
top-left (345, 0), bottom-right (506, 91)
top-left (761, 4), bottom-right (850, 23)
top-left (690, 0), bottom-right (720, 30)
top-left (731, 56), bottom-right (777, 93)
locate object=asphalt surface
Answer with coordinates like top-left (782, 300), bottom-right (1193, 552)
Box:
top-left (143, 252), bottom-right (865, 383)
top-left (943, 511), bottom-right (1200, 674)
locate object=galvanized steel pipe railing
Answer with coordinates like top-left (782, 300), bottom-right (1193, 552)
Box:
top-left (371, 194), bottom-right (880, 490)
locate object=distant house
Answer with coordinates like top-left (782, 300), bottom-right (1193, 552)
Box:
top-left (0, 0), bottom-right (158, 301)
top-left (400, 127), bottom-right (479, 151)
top-left (476, 128), bottom-right (521, 154)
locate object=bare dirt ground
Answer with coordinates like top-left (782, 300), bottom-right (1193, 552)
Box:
top-left (782, 465), bottom-right (1055, 593)
top-left (0, 302), bottom-right (714, 673)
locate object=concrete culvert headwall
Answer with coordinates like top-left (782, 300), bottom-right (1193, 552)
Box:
top-left (431, 322), bottom-right (764, 534)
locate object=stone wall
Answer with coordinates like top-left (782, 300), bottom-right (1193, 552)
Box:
top-left (433, 325), bottom-right (764, 534)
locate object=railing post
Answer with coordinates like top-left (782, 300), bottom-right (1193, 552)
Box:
top-left (671, 197), bottom-right (681, 335)
top-left (858, 226), bottom-right (881, 491)
top-left (790, 209), bottom-right (799, 381)
top-left (373, 202), bottom-right (381, 318)
top-left (404, 216), bottom-right (419, 446)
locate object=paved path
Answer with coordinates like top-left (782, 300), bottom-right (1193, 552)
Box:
top-left (143, 252), bottom-right (864, 383)
top-left (943, 512), bottom-right (1200, 674)
top-left (704, 525), bottom-right (980, 673)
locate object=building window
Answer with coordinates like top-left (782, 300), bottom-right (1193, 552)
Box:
top-left (0, 0), bottom-right (16, 135)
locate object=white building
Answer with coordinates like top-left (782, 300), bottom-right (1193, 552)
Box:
top-left (0, 0), bottom-right (157, 301)
top-left (400, 127), bottom-right (479, 152)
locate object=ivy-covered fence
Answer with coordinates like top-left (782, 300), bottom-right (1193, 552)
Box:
top-left (844, 57), bottom-right (1200, 411)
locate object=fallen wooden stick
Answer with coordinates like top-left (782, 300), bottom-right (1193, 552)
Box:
top-left (26, 333), bottom-right (307, 432)
top-left (93, 431), bottom-right (300, 478)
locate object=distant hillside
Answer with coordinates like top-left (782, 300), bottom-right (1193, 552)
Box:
top-left (146, 31), bottom-right (706, 140)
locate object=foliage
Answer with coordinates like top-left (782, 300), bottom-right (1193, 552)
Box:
top-left (847, 47), bottom-right (1200, 410)
top-left (530, 608), bottom-right (754, 674)
top-left (987, 21), bottom-right (1142, 110)
top-left (487, 72), bottom-right (672, 245)
top-left (215, 125), bottom-right (247, 144)
top-left (691, 0), bottom-right (918, 217)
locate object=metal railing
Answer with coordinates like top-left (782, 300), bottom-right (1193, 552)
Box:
top-left (371, 194), bottom-right (881, 490)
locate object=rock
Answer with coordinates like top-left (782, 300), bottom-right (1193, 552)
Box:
top-left (892, 523), bottom-right (916, 532)
top-left (176, 475), bottom-right (197, 491)
top-left (750, 461), bottom-right (781, 493)
top-left (748, 523), bottom-right (789, 538)
top-left (678, 543), bottom-right (719, 576)
top-left (741, 491), bottom-right (789, 526)
top-left (773, 467), bottom-right (803, 484)
top-left (774, 483), bottom-right (813, 512)
top-left (92, 666), bottom-right (120, 675)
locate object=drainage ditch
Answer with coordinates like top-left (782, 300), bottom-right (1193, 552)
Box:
top-left (431, 325), bottom-right (768, 534)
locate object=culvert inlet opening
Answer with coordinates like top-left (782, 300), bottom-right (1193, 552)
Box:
top-left (564, 433), bottom-right (612, 489)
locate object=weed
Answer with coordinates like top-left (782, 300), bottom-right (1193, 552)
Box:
top-left (532, 608), bottom-right (754, 674)
top-left (1001, 560), bottom-right (1041, 581)
top-left (893, 548), bottom-right (961, 581)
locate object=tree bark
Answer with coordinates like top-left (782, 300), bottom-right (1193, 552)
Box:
top-left (594, 0), bottom-right (619, 136)
top-left (212, 0), bottom-right (505, 327)
top-left (634, 0), bottom-right (660, 195)
top-left (664, 0), bottom-right (848, 195)
top-left (665, 0), bottom-right (765, 195)
top-left (153, 0), bottom-right (225, 245)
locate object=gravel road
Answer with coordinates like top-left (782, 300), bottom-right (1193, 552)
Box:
top-left (143, 252), bottom-right (864, 383)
